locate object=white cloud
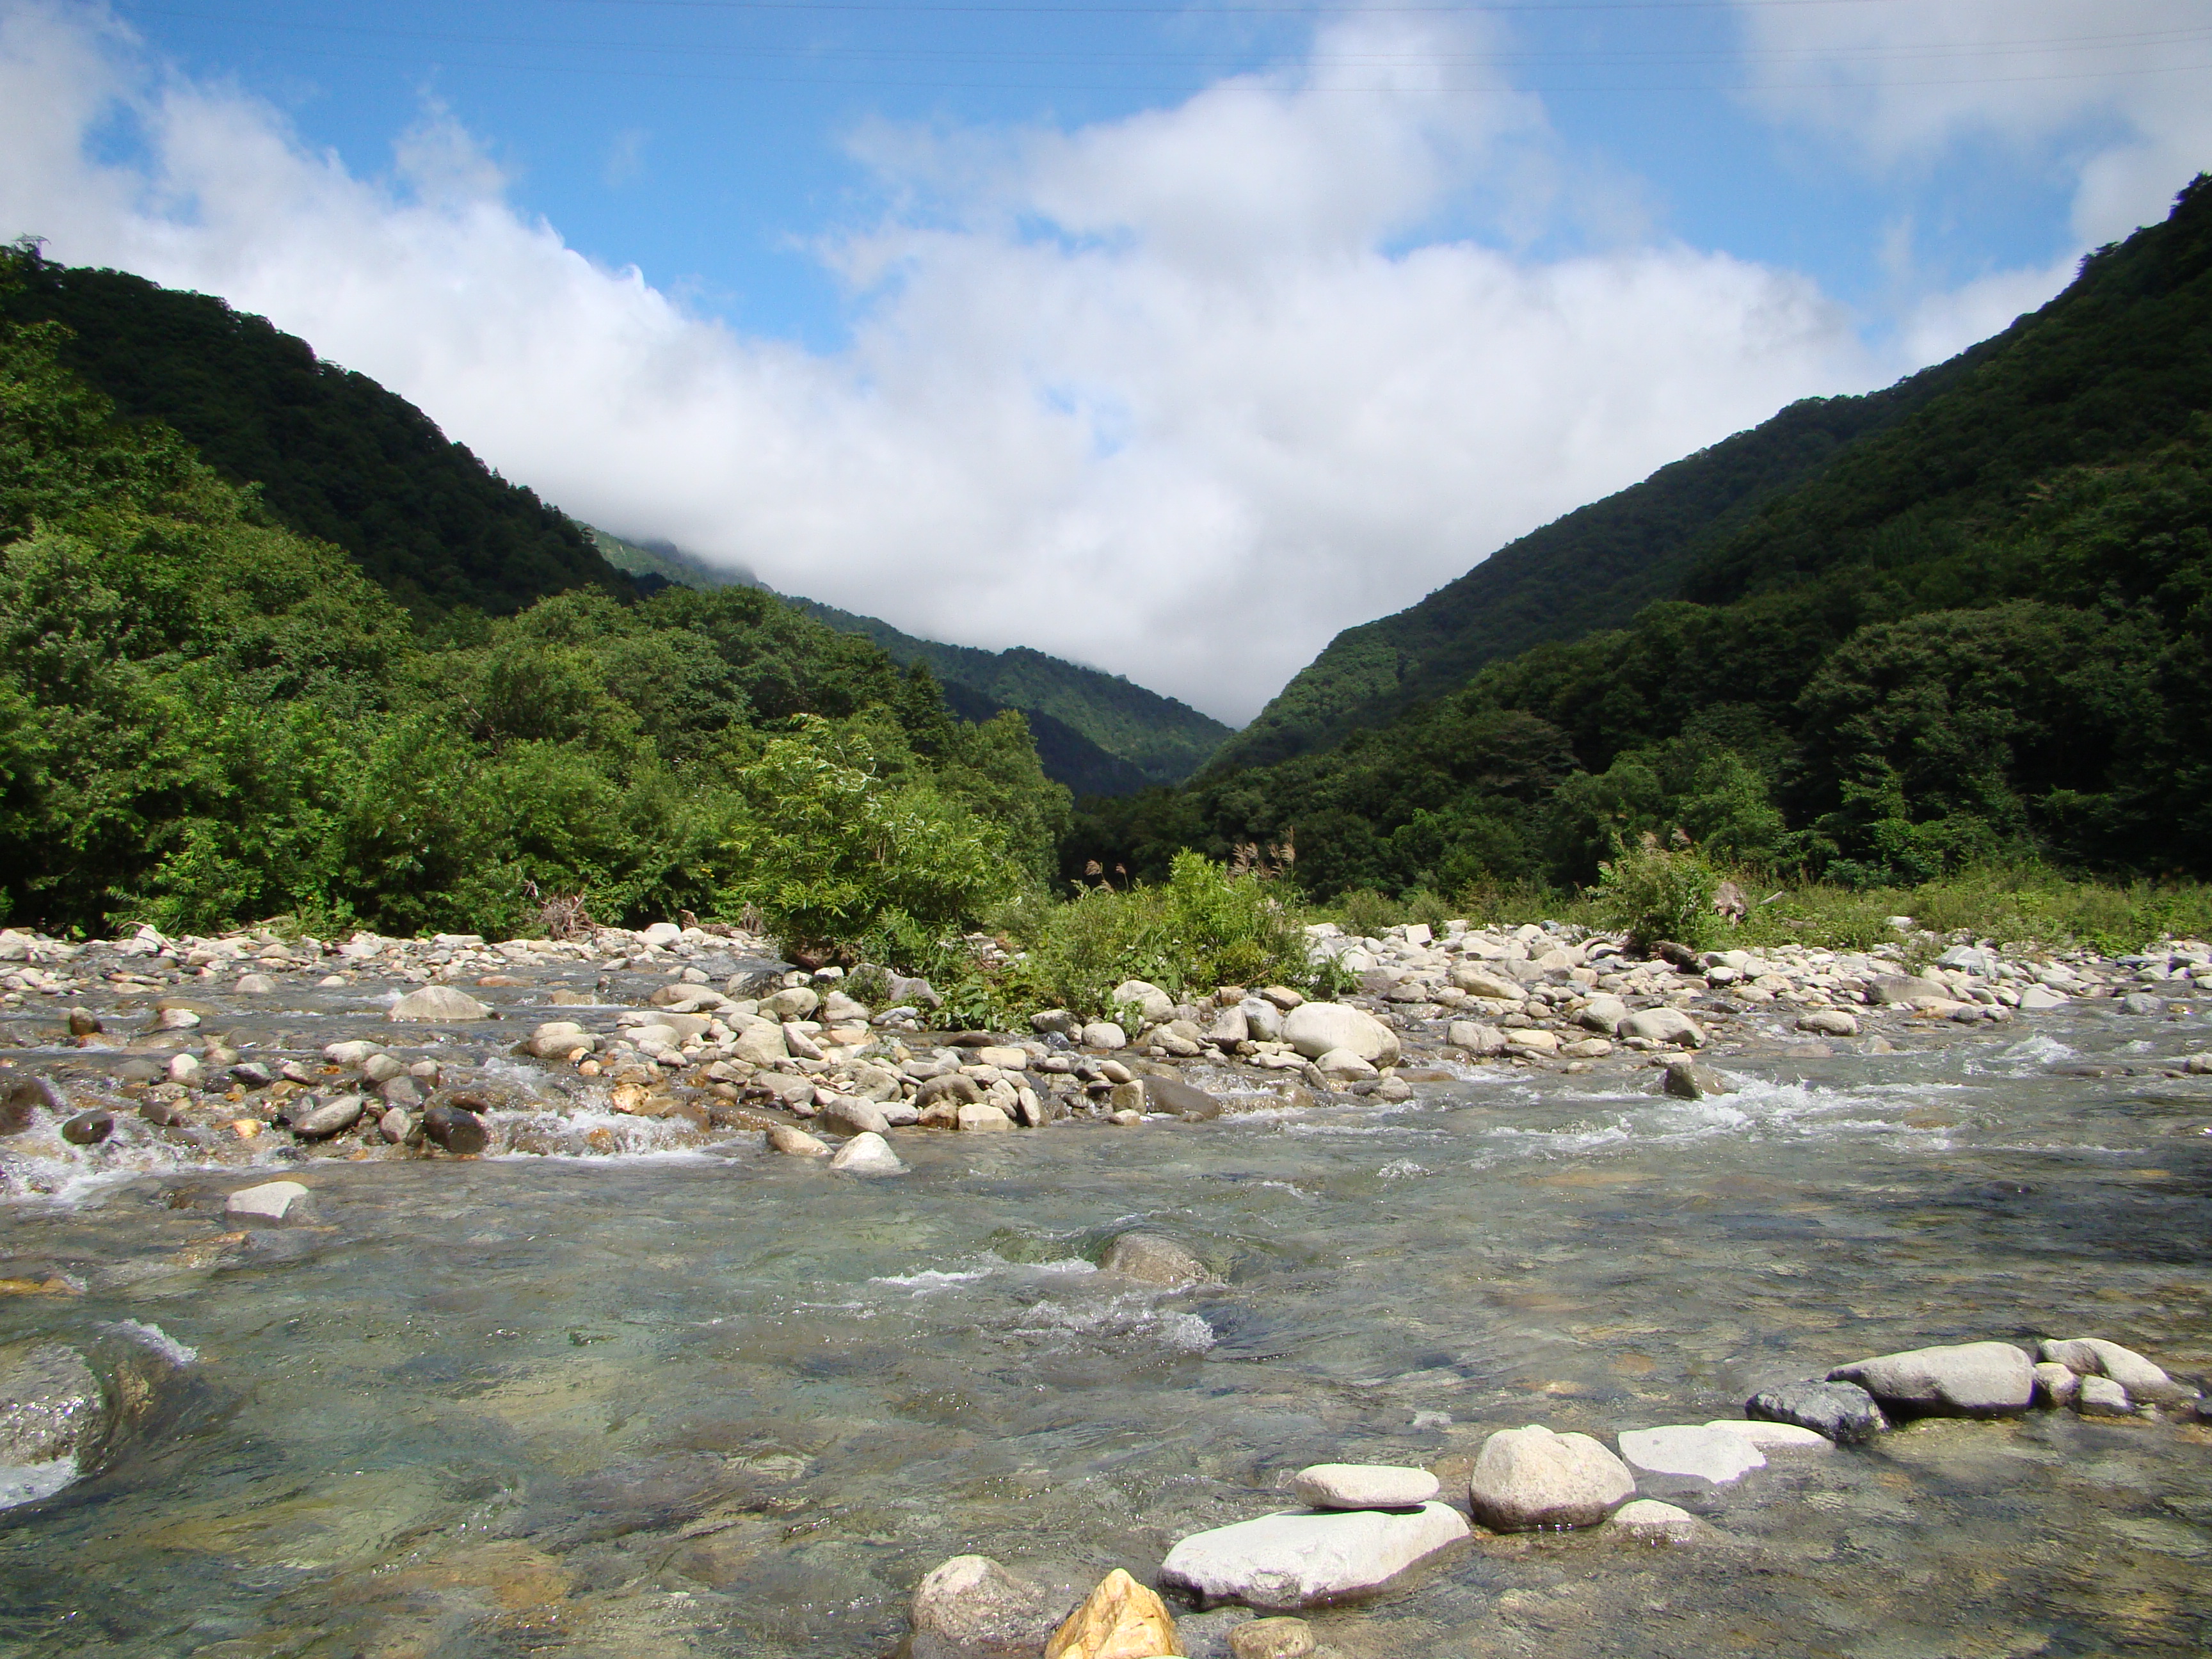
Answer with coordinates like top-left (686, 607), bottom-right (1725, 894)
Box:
top-left (1731, 0), bottom-right (2210, 246)
top-left (0, 2), bottom-right (1892, 723)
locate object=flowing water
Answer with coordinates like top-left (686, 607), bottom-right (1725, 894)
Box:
top-left (1, 977), bottom-right (2209, 1657)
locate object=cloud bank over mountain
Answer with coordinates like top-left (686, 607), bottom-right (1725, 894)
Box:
top-left (0, 2), bottom-right (2185, 721)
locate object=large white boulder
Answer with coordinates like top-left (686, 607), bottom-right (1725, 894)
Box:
top-left (1282, 1003), bottom-right (1400, 1066)
top-left (1619, 1007), bottom-right (1705, 1047)
top-left (2039, 1337), bottom-right (2191, 1404)
top-left (1158, 1503), bottom-right (1467, 1610)
top-left (908, 1555), bottom-right (1068, 1659)
top-left (1827, 1342), bottom-right (2033, 1416)
top-left (1468, 1425), bottom-right (1634, 1530)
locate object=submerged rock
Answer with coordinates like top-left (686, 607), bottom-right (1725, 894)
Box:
top-left (1288, 1463), bottom-right (1439, 1511)
top-left (1099, 1231), bottom-right (1217, 1288)
top-left (1827, 1341), bottom-right (2034, 1416)
top-left (1468, 1425), bottom-right (1635, 1530)
top-left (1228, 1617), bottom-right (1313, 1659)
top-left (227, 1180), bottom-right (313, 1221)
top-left (1610, 1498), bottom-right (1703, 1543)
top-left (1, 1077), bottom-right (63, 1135)
top-left (909, 1554), bottom-right (1071, 1659)
top-left (1158, 1502), bottom-right (1468, 1610)
top-left (0, 1345), bottom-right (107, 1470)
top-left (1746, 1379), bottom-right (1888, 1443)
top-left (1045, 1567), bottom-right (1182, 1659)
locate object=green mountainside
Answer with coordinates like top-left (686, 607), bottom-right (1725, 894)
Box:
top-left (0, 242), bottom-right (1070, 939)
top-left (781, 597), bottom-right (1230, 791)
top-left (1077, 175), bottom-right (2212, 896)
top-left (588, 525), bottom-right (1231, 794)
top-left (1, 250), bottom-right (638, 617)
top-left (1215, 343), bottom-right (1994, 772)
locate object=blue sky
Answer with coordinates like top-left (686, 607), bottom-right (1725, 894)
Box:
top-left (4, 2), bottom-right (2206, 718)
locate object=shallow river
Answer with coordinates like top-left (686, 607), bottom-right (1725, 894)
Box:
top-left (1, 981), bottom-right (2209, 1657)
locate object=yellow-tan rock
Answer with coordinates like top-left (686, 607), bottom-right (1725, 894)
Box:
top-left (1044, 1567), bottom-right (1183, 1659)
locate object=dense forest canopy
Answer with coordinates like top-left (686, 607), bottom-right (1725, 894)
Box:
top-left (1073, 176), bottom-right (2212, 901)
top-left (0, 257), bottom-right (1070, 942)
top-left (0, 248), bottom-right (639, 619)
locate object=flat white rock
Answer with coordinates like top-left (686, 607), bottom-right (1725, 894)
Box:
top-left (1158, 1502), bottom-right (1468, 1610)
top-left (1617, 1426), bottom-right (1766, 1486)
top-left (1288, 1464), bottom-right (1440, 1511)
top-left (1703, 1420), bottom-right (1832, 1452)
top-left (226, 1180), bottom-right (311, 1220)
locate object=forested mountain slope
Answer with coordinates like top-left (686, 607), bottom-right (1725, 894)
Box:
top-left (1214, 346), bottom-right (1991, 771)
top-left (1076, 176), bottom-right (2212, 897)
top-left (0, 257), bottom-right (1068, 938)
top-left (589, 520), bottom-right (1230, 794)
top-left (1, 248), bottom-right (637, 617)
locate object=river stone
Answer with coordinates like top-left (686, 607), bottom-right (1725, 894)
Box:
top-left (378, 1107), bottom-right (417, 1144)
top-left (1798, 1009), bottom-right (1861, 1037)
top-left (1616, 1425), bottom-right (1765, 1486)
top-left (765, 1123), bottom-right (830, 1156)
top-left (423, 1102), bottom-right (488, 1155)
top-left (1110, 980), bottom-right (1176, 1025)
top-left (829, 1131), bottom-right (905, 1174)
top-left (60, 1110), bottom-right (113, 1146)
top-left (325, 1039), bottom-right (380, 1066)
top-left (1468, 1425), bottom-right (1635, 1530)
top-left (291, 1096), bottom-right (367, 1139)
top-left (1100, 1231), bottom-right (1217, 1288)
top-left (1081, 1022), bottom-right (1128, 1051)
top-left (234, 972), bottom-right (276, 995)
top-left (389, 986), bottom-right (492, 1022)
top-left (1450, 966), bottom-right (1523, 1001)
top-left (1619, 1008), bottom-right (1705, 1047)
top-left (909, 1554), bottom-right (1069, 1659)
top-left (1827, 1341), bottom-right (2034, 1416)
top-left (2076, 1375), bottom-right (2133, 1416)
top-left (1315, 1048), bottom-right (1379, 1080)
top-left (1207, 1006), bottom-right (1249, 1046)
top-left (1662, 1059), bottom-right (1735, 1100)
top-left (1044, 1566), bottom-right (1180, 1659)
top-left (0, 1345), bottom-right (107, 1468)
top-left (1868, 974), bottom-right (1949, 1005)
top-left (819, 1096), bottom-right (891, 1137)
top-left (1288, 1463), bottom-right (1439, 1511)
top-left (527, 1021), bottom-right (595, 1058)
top-left (1158, 1502), bottom-right (1468, 1610)
top-left (2, 1077), bottom-right (64, 1135)
top-left (2039, 1337), bottom-right (2191, 1404)
top-left (227, 1179), bottom-right (312, 1221)
top-left (1610, 1499), bottom-right (1702, 1543)
top-left (1145, 1076), bottom-right (1223, 1119)
top-left (1746, 1380), bottom-right (1887, 1443)
top-left (1702, 1420), bottom-right (1832, 1452)
top-left (2016, 986), bottom-right (2069, 1011)
top-left (1228, 1616), bottom-right (1313, 1659)
top-left (1282, 1003), bottom-right (1400, 1066)
top-left (956, 1102), bottom-right (1014, 1132)
top-left (1446, 1021), bottom-right (1507, 1055)
top-left (1238, 998), bottom-right (1285, 1042)
top-left (2032, 1361), bottom-right (2080, 1407)
top-left (1576, 995), bottom-right (1628, 1033)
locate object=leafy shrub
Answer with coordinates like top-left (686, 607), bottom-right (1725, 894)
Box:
top-left (717, 717), bottom-right (1020, 963)
top-left (1592, 834), bottom-right (1720, 953)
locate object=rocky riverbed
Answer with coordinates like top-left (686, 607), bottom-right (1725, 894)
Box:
top-left (0, 915), bottom-right (2208, 1655)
